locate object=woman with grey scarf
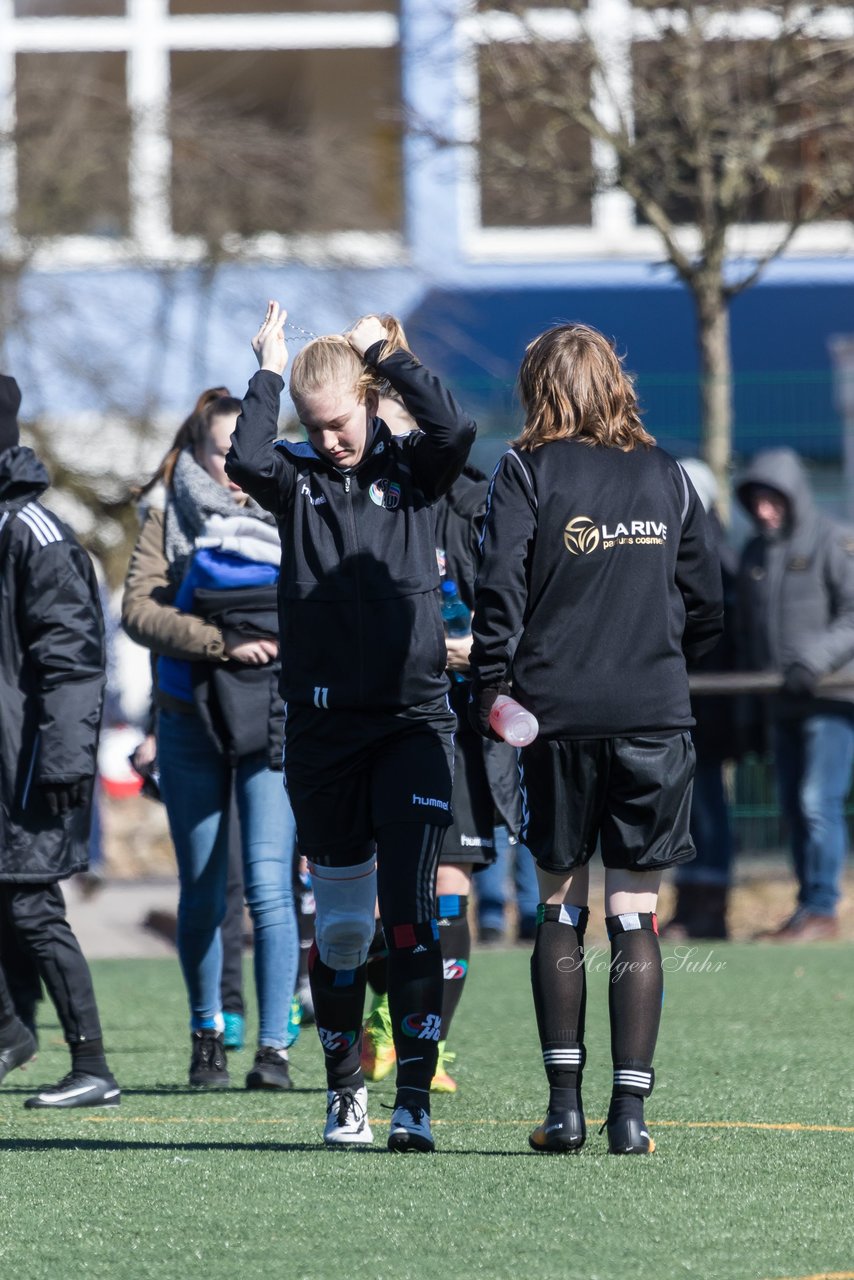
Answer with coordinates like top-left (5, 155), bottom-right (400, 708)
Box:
top-left (123, 389), bottom-right (298, 1092)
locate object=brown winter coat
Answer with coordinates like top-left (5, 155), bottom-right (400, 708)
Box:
top-left (121, 507), bottom-right (227, 663)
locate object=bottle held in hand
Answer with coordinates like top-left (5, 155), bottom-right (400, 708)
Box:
top-left (440, 579), bottom-right (471, 637)
top-left (441, 579), bottom-right (471, 684)
top-left (489, 694), bottom-right (539, 747)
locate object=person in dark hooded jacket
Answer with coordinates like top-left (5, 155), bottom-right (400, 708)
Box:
top-left (736, 447), bottom-right (854, 941)
top-left (0, 373), bottom-right (119, 1109)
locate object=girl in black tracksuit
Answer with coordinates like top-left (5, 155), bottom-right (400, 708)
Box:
top-left (225, 303), bottom-right (476, 1153)
top-left (469, 322), bottom-right (723, 1156)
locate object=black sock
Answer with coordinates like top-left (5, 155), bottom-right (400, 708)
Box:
top-left (385, 920), bottom-right (443, 1109)
top-left (308, 942), bottom-right (367, 1090)
top-left (365, 921), bottom-right (389, 997)
top-left (530, 903), bottom-right (589, 1113)
top-left (605, 912), bottom-right (662, 1121)
top-left (436, 894), bottom-right (470, 1039)
top-left (70, 1036), bottom-right (110, 1078)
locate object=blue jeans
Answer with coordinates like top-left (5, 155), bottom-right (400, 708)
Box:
top-left (158, 710), bottom-right (298, 1048)
top-left (675, 757), bottom-right (733, 888)
top-left (474, 825), bottom-right (539, 932)
top-left (773, 712), bottom-right (854, 916)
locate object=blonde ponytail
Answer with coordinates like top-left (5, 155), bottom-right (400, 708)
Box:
top-left (290, 313), bottom-right (414, 410)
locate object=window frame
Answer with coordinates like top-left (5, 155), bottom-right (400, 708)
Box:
top-left (0, 0), bottom-right (404, 266)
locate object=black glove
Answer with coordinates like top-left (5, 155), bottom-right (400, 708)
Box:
top-left (782, 663), bottom-right (818, 697)
top-left (37, 780), bottom-right (88, 817)
top-left (468, 682), bottom-right (510, 740)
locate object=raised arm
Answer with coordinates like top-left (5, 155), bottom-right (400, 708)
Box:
top-left (348, 317), bottom-right (476, 503)
top-left (225, 301), bottom-right (296, 514)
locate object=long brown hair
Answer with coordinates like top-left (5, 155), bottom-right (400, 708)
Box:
top-left (513, 323), bottom-right (654, 452)
top-left (137, 387), bottom-right (242, 497)
top-left (289, 314), bottom-right (411, 411)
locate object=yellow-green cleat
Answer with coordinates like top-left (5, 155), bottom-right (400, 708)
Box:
top-left (360, 992), bottom-right (396, 1082)
top-left (431, 1041), bottom-right (457, 1093)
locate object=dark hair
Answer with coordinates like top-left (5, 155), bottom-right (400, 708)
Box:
top-left (513, 324), bottom-right (654, 452)
top-left (137, 387), bottom-right (242, 497)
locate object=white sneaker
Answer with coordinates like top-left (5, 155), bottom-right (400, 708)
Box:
top-left (387, 1103), bottom-right (435, 1153)
top-left (323, 1086), bottom-right (373, 1146)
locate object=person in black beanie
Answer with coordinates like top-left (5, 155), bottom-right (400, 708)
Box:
top-left (0, 373), bottom-right (120, 1108)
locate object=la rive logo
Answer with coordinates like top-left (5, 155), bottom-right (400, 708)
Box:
top-left (564, 516), bottom-right (600, 555)
top-left (564, 514), bottom-right (667, 554)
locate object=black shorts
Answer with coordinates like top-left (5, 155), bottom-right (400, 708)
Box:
top-left (441, 713), bottom-right (498, 868)
top-left (519, 731), bottom-right (696, 874)
top-left (283, 699), bottom-right (455, 861)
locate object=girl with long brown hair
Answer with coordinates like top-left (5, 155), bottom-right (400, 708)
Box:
top-left (469, 322), bottom-right (723, 1155)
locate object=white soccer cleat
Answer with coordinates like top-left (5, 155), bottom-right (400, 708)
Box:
top-left (323, 1085), bottom-right (373, 1146)
top-left (387, 1103), bottom-right (435, 1153)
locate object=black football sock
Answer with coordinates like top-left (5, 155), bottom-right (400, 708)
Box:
top-left (70, 1035), bottom-right (110, 1079)
top-left (385, 920), bottom-right (443, 1111)
top-left (436, 894), bottom-right (470, 1039)
top-left (530, 903), bottom-right (589, 1112)
top-left (365, 921), bottom-right (389, 997)
top-left (308, 943), bottom-right (367, 1090)
top-left (605, 912), bottom-right (662, 1123)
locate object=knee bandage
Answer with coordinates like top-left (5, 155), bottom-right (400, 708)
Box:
top-left (309, 856), bottom-right (377, 970)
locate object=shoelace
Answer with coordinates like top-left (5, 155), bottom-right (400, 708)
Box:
top-left (255, 1047), bottom-right (287, 1066)
top-left (331, 1089), bottom-right (364, 1126)
top-left (398, 1106), bottom-right (425, 1128)
top-left (195, 1036), bottom-right (225, 1071)
top-left (46, 1071), bottom-right (82, 1092)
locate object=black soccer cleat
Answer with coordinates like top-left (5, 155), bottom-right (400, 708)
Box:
top-left (24, 1070), bottom-right (120, 1110)
top-left (0, 1018), bottom-right (37, 1084)
top-left (188, 1029), bottom-right (230, 1089)
top-left (606, 1114), bottom-right (655, 1154)
top-left (529, 1108), bottom-right (586, 1153)
top-left (246, 1046), bottom-right (292, 1091)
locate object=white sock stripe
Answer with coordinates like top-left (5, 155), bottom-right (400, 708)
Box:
top-left (25, 503), bottom-right (62, 541)
top-left (617, 912), bottom-right (642, 932)
top-left (614, 1071), bottom-right (652, 1084)
top-left (543, 1049), bottom-right (583, 1059)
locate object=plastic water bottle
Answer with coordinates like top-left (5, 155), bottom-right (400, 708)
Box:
top-left (441, 579), bottom-right (471, 685)
top-left (489, 694), bottom-right (539, 747)
top-left (440, 579), bottom-right (471, 637)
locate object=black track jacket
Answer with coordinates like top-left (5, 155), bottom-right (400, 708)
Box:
top-left (470, 440), bottom-right (724, 739)
top-left (0, 447), bottom-right (105, 881)
top-left (225, 344), bottom-right (477, 711)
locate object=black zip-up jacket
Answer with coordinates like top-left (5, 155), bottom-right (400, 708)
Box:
top-left (0, 447), bottom-right (105, 881)
top-left (436, 468), bottom-right (522, 835)
top-left (470, 440), bottom-right (724, 739)
top-left (225, 344), bottom-right (477, 711)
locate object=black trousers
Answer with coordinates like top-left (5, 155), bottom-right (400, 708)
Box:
top-left (0, 883), bottom-right (102, 1043)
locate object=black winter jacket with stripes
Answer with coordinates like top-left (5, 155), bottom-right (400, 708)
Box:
top-left (225, 344), bottom-right (477, 711)
top-left (470, 440), bottom-right (724, 739)
top-left (0, 447), bottom-right (105, 881)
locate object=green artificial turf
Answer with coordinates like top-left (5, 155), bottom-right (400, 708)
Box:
top-left (0, 944), bottom-right (852, 1280)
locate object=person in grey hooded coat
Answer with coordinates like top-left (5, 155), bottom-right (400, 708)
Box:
top-left (736, 447), bottom-right (854, 940)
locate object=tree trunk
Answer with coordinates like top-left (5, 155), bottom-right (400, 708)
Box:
top-left (694, 279), bottom-right (733, 521)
